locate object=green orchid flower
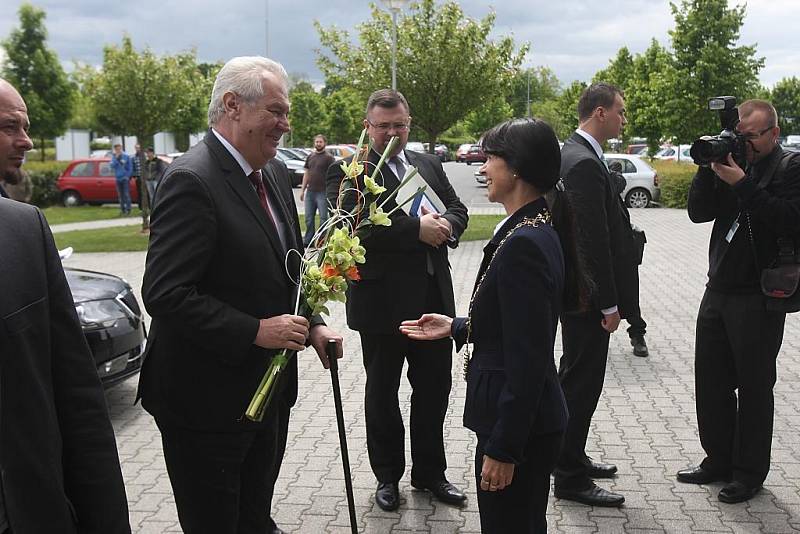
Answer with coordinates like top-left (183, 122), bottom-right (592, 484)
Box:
top-left (364, 175), bottom-right (387, 196)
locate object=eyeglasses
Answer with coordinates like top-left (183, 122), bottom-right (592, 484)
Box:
top-left (737, 125), bottom-right (774, 140)
top-left (366, 119), bottom-right (410, 133)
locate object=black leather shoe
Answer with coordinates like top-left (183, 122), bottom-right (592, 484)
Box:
top-left (587, 460), bottom-right (617, 478)
top-left (718, 481), bottom-right (761, 503)
top-left (631, 336), bottom-right (649, 357)
top-left (676, 465), bottom-right (730, 485)
top-left (270, 528), bottom-right (286, 534)
top-left (411, 479), bottom-right (467, 505)
top-left (554, 483), bottom-right (625, 507)
top-left (375, 481), bottom-right (400, 511)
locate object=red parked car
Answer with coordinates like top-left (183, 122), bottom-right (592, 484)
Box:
top-left (57, 159), bottom-right (139, 207)
top-left (457, 144), bottom-right (486, 165)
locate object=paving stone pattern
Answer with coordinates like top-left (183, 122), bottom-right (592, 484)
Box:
top-left (63, 208), bottom-right (800, 533)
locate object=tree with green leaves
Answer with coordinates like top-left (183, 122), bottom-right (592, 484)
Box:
top-left (507, 66), bottom-right (561, 119)
top-left (2, 3), bottom-right (74, 160)
top-left (663, 0), bottom-right (763, 142)
top-left (770, 77), bottom-right (800, 134)
top-left (592, 47), bottom-right (635, 92)
top-left (287, 81), bottom-right (328, 146)
top-left (625, 39), bottom-right (676, 154)
top-left (67, 63), bottom-right (99, 131)
top-left (463, 95), bottom-right (514, 139)
top-left (315, 0), bottom-right (526, 151)
top-left (167, 54), bottom-right (218, 150)
top-left (325, 87), bottom-right (366, 144)
top-left (553, 80), bottom-right (587, 139)
top-left (91, 37), bottom-right (203, 227)
top-left (91, 37), bottom-right (200, 147)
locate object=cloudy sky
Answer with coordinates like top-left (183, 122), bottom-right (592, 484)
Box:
top-left (1, 0), bottom-right (797, 88)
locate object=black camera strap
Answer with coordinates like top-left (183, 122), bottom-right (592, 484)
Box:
top-left (743, 149), bottom-right (800, 268)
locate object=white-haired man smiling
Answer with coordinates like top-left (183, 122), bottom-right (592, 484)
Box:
top-left (138, 56), bottom-right (343, 534)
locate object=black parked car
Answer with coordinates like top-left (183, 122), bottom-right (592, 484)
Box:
top-left (62, 250), bottom-right (147, 387)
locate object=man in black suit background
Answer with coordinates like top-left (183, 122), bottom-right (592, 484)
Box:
top-left (138, 56), bottom-right (342, 534)
top-left (554, 82), bottom-right (634, 507)
top-left (0, 78), bottom-right (131, 534)
top-left (608, 161), bottom-right (650, 358)
top-left (326, 89), bottom-right (468, 511)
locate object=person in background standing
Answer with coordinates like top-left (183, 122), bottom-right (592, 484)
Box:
top-left (109, 143), bottom-right (132, 215)
top-left (132, 143), bottom-right (145, 210)
top-left (143, 146), bottom-right (167, 206)
top-left (300, 134), bottom-right (335, 247)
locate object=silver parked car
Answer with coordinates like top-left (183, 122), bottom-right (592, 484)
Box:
top-left (605, 153), bottom-right (661, 208)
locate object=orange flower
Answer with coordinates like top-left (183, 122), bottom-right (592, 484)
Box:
top-left (321, 264), bottom-right (338, 278)
top-left (345, 265), bottom-right (360, 281)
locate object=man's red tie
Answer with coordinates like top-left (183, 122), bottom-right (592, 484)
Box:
top-left (248, 170), bottom-right (276, 227)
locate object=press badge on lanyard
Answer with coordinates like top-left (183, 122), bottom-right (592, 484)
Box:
top-left (726, 214), bottom-right (740, 243)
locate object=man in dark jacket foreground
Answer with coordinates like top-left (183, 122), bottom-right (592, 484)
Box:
top-left (0, 78), bottom-right (130, 534)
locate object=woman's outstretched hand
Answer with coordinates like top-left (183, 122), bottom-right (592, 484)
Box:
top-left (399, 314), bottom-right (453, 341)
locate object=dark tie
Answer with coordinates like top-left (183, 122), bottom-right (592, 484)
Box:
top-left (390, 156), bottom-right (406, 181)
top-left (248, 170), bottom-right (277, 229)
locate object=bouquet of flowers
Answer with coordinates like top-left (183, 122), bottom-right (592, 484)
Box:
top-left (244, 130), bottom-right (426, 421)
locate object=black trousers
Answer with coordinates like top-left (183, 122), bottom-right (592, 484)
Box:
top-left (695, 289), bottom-right (786, 486)
top-left (266, 397), bottom-right (291, 532)
top-left (554, 311), bottom-right (610, 490)
top-left (626, 314), bottom-right (647, 338)
top-left (622, 264), bottom-right (647, 338)
top-left (475, 431), bottom-right (563, 534)
top-left (157, 404), bottom-right (288, 534)
top-left (360, 277), bottom-right (452, 483)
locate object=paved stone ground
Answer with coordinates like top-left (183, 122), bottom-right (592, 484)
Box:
top-left (62, 207), bottom-right (800, 533)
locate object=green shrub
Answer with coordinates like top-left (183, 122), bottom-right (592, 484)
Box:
top-left (651, 160), bottom-right (697, 209)
top-left (25, 161), bottom-right (70, 208)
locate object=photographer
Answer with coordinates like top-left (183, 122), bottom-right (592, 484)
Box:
top-left (678, 99), bottom-right (800, 503)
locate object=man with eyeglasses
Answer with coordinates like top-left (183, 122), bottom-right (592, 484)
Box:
top-left (679, 99), bottom-right (800, 503)
top-left (327, 89), bottom-right (468, 512)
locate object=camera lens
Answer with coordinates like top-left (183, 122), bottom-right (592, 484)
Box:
top-left (690, 136), bottom-right (732, 165)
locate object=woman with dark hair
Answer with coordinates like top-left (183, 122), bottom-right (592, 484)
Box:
top-left (399, 118), bottom-right (587, 533)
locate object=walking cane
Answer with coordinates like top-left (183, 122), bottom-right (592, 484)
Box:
top-left (327, 340), bottom-right (358, 534)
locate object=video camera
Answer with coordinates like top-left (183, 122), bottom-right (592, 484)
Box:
top-left (689, 96), bottom-right (747, 166)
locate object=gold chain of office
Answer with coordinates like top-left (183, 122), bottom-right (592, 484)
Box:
top-left (461, 209), bottom-right (552, 380)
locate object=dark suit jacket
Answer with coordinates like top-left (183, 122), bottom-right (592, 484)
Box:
top-left (452, 198), bottom-right (568, 464)
top-left (609, 170), bottom-right (642, 317)
top-left (0, 199), bottom-right (130, 534)
top-left (560, 132), bottom-right (635, 314)
top-left (138, 132), bottom-right (309, 432)
top-left (326, 149), bottom-right (468, 333)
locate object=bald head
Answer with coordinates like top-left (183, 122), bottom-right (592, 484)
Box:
top-left (0, 79), bottom-right (33, 185)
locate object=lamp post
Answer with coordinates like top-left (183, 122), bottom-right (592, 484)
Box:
top-left (526, 69), bottom-right (532, 118)
top-left (381, 0), bottom-right (410, 91)
top-left (264, 0), bottom-right (271, 57)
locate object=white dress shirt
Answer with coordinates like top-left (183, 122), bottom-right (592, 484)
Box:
top-left (211, 129), bottom-right (287, 251)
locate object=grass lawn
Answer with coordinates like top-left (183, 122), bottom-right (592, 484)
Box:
top-left (54, 225), bottom-right (149, 253)
top-left (54, 215), bottom-right (506, 253)
top-left (43, 205), bottom-right (127, 225)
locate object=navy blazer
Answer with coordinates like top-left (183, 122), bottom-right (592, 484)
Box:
top-left (452, 198), bottom-right (569, 464)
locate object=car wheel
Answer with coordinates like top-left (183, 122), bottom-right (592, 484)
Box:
top-left (626, 188), bottom-right (651, 209)
top-left (62, 190), bottom-right (82, 207)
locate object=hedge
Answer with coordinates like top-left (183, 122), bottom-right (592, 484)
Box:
top-left (25, 160), bottom-right (70, 207)
top-left (651, 160), bottom-right (697, 209)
